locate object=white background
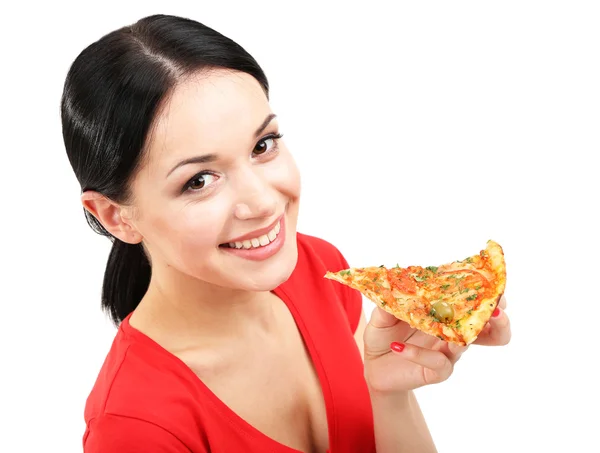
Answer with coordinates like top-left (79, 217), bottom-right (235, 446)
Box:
top-left (1, 1), bottom-right (598, 452)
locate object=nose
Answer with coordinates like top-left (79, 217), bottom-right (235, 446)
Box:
top-left (233, 168), bottom-right (277, 220)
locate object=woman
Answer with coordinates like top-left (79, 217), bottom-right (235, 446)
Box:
top-left (61, 14), bottom-right (511, 453)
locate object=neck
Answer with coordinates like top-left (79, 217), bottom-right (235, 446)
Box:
top-left (130, 265), bottom-right (279, 352)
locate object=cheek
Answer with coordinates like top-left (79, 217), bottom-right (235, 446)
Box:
top-left (272, 151), bottom-right (301, 198)
top-left (144, 199), bottom-right (230, 261)
top-left (178, 201), bottom-right (233, 250)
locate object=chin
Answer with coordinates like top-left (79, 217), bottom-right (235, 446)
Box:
top-left (237, 235), bottom-right (299, 292)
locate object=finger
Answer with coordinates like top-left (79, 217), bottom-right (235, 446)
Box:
top-left (364, 308), bottom-right (414, 357)
top-left (473, 307), bottom-right (511, 346)
top-left (443, 342), bottom-right (469, 364)
top-left (403, 329), bottom-right (440, 349)
top-left (390, 342), bottom-right (453, 383)
top-left (498, 295), bottom-right (507, 310)
top-left (369, 306), bottom-right (402, 329)
top-left (403, 328), bottom-right (417, 343)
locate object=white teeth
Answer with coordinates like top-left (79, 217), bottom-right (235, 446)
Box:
top-left (227, 220), bottom-right (282, 250)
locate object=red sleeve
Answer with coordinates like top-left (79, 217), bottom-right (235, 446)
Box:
top-left (84, 413), bottom-right (197, 453)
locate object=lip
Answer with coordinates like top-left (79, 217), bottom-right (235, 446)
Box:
top-left (224, 215), bottom-right (283, 244)
top-left (220, 215), bottom-right (286, 262)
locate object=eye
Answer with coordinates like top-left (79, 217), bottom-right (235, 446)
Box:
top-left (253, 138), bottom-right (274, 155)
top-left (185, 173), bottom-right (218, 192)
top-left (253, 133), bottom-right (283, 156)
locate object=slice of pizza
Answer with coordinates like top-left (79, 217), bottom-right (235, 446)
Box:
top-left (325, 240), bottom-right (506, 345)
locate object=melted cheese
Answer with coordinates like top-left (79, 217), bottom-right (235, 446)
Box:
top-left (325, 240), bottom-right (506, 345)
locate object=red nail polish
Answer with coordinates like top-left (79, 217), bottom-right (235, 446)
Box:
top-left (492, 308), bottom-right (501, 317)
top-left (391, 342), bottom-right (405, 353)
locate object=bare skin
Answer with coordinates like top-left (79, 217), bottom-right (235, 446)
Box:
top-left (176, 291), bottom-right (329, 453)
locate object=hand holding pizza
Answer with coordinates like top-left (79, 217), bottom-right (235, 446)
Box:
top-left (362, 295), bottom-right (510, 394)
top-left (326, 240), bottom-right (511, 394)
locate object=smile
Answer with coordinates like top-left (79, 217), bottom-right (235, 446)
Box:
top-left (219, 216), bottom-right (287, 262)
top-left (223, 221), bottom-right (281, 249)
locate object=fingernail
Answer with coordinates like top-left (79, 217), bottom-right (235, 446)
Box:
top-left (390, 342), bottom-right (405, 353)
top-left (492, 308), bottom-right (501, 317)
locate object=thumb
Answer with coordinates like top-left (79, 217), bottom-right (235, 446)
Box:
top-left (369, 306), bottom-right (401, 329)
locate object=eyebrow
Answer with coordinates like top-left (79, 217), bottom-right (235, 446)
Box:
top-left (166, 113), bottom-right (277, 178)
top-left (255, 113), bottom-right (277, 137)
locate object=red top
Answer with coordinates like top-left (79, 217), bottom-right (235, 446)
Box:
top-left (83, 233), bottom-right (376, 452)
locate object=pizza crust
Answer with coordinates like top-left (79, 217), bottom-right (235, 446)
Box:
top-left (456, 241), bottom-right (506, 344)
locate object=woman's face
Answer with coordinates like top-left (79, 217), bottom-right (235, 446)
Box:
top-left (127, 70), bottom-right (301, 292)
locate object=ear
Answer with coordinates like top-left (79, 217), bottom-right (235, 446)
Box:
top-left (81, 191), bottom-right (143, 245)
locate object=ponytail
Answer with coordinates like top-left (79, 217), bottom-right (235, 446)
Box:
top-left (102, 239), bottom-right (151, 325)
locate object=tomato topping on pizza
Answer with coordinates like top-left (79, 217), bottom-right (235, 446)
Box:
top-left (325, 240), bottom-right (506, 345)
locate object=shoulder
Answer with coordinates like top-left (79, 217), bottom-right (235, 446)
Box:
top-left (289, 233), bottom-right (353, 289)
top-left (288, 233), bottom-right (363, 333)
top-left (84, 326), bottom-right (207, 447)
top-left (296, 232), bottom-right (350, 271)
